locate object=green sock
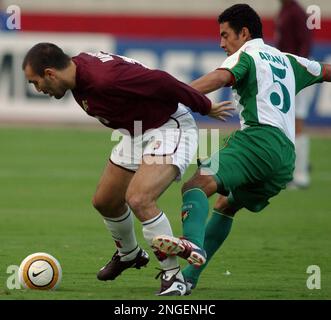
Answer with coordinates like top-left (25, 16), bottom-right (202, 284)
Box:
top-left (182, 210), bottom-right (233, 287)
top-left (182, 188), bottom-right (209, 248)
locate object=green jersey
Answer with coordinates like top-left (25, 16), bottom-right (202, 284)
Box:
top-left (220, 38), bottom-right (324, 143)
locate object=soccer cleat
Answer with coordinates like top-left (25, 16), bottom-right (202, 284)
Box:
top-left (155, 268), bottom-right (190, 296)
top-left (152, 235), bottom-right (207, 267)
top-left (97, 248), bottom-right (149, 281)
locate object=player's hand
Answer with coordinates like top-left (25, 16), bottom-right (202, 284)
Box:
top-left (208, 101), bottom-right (235, 121)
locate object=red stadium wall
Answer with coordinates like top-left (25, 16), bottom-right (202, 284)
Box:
top-left (21, 13), bottom-right (331, 42)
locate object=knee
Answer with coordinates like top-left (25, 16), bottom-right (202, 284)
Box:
top-left (92, 193), bottom-right (124, 216)
top-left (92, 194), bottom-right (103, 212)
top-left (220, 207), bottom-right (238, 217)
top-left (181, 173), bottom-right (217, 197)
top-left (125, 192), bottom-right (152, 214)
top-left (214, 196), bottom-right (239, 217)
top-left (181, 180), bottom-right (197, 194)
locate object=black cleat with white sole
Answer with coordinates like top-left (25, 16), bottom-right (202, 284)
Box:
top-left (97, 248), bottom-right (149, 281)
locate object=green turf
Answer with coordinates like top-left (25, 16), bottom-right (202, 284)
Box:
top-left (0, 126), bottom-right (330, 300)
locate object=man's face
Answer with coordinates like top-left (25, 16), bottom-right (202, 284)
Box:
top-left (24, 64), bottom-right (67, 99)
top-left (219, 22), bottom-right (248, 56)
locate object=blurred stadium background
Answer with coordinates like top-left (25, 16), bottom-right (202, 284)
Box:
top-left (0, 0), bottom-right (330, 300)
top-left (0, 0), bottom-right (331, 125)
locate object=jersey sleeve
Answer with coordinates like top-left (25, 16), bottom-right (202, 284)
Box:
top-left (218, 51), bottom-right (251, 86)
top-left (103, 62), bottom-right (212, 115)
top-left (286, 54), bottom-right (324, 94)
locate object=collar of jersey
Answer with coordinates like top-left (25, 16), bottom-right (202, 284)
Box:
top-left (239, 38), bottom-right (264, 52)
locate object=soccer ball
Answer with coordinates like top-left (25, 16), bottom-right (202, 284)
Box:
top-left (19, 252), bottom-right (62, 290)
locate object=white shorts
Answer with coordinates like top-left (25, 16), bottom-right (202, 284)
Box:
top-left (110, 104), bottom-right (198, 180)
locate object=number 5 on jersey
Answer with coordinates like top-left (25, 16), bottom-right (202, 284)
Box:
top-left (269, 64), bottom-right (291, 114)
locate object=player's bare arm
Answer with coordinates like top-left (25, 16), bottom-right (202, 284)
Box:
top-left (190, 69), bottom-right (235, 120)
top-left (323, 63), bottom-right (331, 81)
top-left (190, 69), bottom-right (233, 94)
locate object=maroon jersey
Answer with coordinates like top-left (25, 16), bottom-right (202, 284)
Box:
top-left (71, 52), bottom-right (211, 135)
top-left (274, 0), bottom-right (312, 57)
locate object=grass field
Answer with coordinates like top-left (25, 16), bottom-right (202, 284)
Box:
top-left (0, 126), bottom-right (330, 300)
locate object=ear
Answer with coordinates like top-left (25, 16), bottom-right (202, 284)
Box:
top-left (44, 68), bottom-right (56, 78)
top-left (241, 27), bottom-right (252, 41)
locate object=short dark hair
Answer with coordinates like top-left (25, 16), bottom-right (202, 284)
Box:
top-left (218, 4), bottom-right (263, 39)
top-left (22, 43), bottom-right (71, 76)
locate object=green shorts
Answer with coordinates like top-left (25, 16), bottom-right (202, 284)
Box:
top-left (200, 125), bottom-right (295, 212)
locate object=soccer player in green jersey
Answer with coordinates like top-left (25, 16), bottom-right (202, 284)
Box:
top-left (152, 4), bottom-right (331, 290)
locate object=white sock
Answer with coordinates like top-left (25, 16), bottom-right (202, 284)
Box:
top-left (103, 207), bottom-right (140, 261)
top-left (294, 134), bottom-right (310, 185)
top-left (142, 211), bottom-right (183, 281)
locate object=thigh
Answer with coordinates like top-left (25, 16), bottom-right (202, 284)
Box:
top-left (142, 109), bottom-right (198, 181)
top-left (230, 183), bottom-right (273, 213)
top-left (211, 128), bottom-right (295, 213)
top-left (127, 156), bottom-right (178, 202)
top-left (201, 128), bottom-right (283, 194)
top-left (230, 161), bottom-right (293, 213)
top-left (110, 133), bottom-right (141, 172)
top-left (199, 131), bottom-right (253, 195)
top-left (94, 160), bottom-right (134, 216)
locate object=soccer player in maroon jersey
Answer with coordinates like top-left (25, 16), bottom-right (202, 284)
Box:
top-left (22, 43), bottom-right (233, 296)
top-left (275, 0), bottom-right (313, 188)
